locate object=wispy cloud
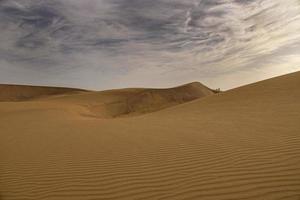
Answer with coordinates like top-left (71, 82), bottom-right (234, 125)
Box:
top-left (0, 0), bottom-right (300, 89)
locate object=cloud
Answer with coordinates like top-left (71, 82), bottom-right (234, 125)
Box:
top-left (0, 0), bottom-right (300, 90)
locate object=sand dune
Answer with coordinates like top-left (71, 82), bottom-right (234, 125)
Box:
top-left (1, 72), bottom-right (300, 200)
top-left (36, 81), bottom-right (215, 117)
top-left (0, 84), bottom-right (87, 102)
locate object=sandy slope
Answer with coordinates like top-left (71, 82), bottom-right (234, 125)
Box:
top-left (0, 84), bottom-right (87, 102)
top-left (0, 72), bottom-right (300, 200)
top-left (40, 82), bottom-right (216, 117)
top-left (0, 82), bottom-right (215, 118)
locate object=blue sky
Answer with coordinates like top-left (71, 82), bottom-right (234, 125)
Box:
top-left (1, 0), bottom-right (300, 90)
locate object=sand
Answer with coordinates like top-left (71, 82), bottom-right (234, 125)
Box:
top-left (0, 84), bottom-right (87, 102)
top-left (0, 72), bottom-right (300, 200)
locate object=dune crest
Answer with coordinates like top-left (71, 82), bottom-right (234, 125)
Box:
top-left (0, 84), bottom-right (88, 102)
top-left (35, 81), bottom-right (215, 118)
top-left (98, 81), bottom-right (216, 117)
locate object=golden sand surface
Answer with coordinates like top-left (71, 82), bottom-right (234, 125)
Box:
top-left (1, 72), bottom-right (300, 200)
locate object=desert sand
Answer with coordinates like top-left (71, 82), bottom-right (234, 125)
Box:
top-left (0, 72), bottom-right (300, 200)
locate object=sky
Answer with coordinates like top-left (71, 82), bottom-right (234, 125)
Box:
top-left (1, 0), bottom-right (300, 90)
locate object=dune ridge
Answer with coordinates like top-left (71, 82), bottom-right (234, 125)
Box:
top-left (0, 72), bottom-right (300, 200)
top-left (117, 82), bottom-right (215, 116)
top-left (35, 81), bottom-right (216, 117)
top-left (0, 84), bottom-right (88, 102)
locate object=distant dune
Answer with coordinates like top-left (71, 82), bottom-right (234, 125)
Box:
top-left (1, 72), bottom-right (300, 200)
top-left (0, 84), bottom-right (87, 102)
top-left (118, 82), bottom-right (215, 116)
top-left (6, 81), bottom-right (214, 117)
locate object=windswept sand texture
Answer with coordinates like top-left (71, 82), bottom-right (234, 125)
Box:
top-left (1, 72), bottom-right (300, 200)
